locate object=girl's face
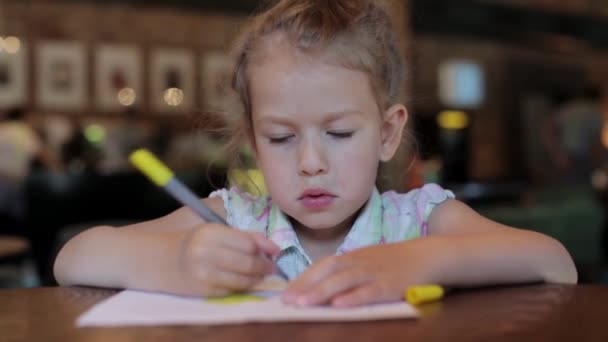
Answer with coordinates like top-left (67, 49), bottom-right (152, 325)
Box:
top-left (248, 46), bottom-right (406, 234)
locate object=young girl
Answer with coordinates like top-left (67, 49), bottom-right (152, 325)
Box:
top-left (54, 0), bottom-right (577, 307)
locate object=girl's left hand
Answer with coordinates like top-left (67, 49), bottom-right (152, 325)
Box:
top-left (281, 242), bottom-right (432, 307)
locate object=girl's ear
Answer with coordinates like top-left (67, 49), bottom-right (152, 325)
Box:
top-left (380, 103), bottom-right (408, 162)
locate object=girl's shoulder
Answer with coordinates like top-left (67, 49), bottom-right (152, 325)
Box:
top-left (209, 187), bottom-right (270, 230)
top-left (382, 183), bottom-right (455, 205)
top-left (380, 183), bottom-right (455, 237)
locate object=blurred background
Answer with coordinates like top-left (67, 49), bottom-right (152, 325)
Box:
top-left (0, 0), bottom-right (607, 288)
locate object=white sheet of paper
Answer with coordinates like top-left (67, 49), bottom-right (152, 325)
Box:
top-left (77, 277), bottom-right (419, 326)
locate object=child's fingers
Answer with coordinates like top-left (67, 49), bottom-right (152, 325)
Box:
top-left (210, 228), bottom-right (260, 255)
top-left (283, 256), bottom-right (350, 299)
top-left (207, 228), bottom-right (278, 257)
top-left (330, 283), bottom-right (396, 308)
top-left (283, 269), bottom-right (371, 306)
top-left (194, 224), bottom-right (279, 259)
top-left (249, 232), bottom-right (281, 256)
top-left (211, 248), bottom-right (273, 276)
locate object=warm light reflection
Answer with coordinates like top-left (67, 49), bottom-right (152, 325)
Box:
top-left (591, 169), bottom-right (608, 191)
top-left (437, 110), bottom-right (469, 130)
top-left (602, 122), bottom-right (608, 150)
top-left (3, 36), bottom-right (21, 54)
top-left (163, 88), bottom-right (184, 106)
top-left (117, 87), bottom-right (136, 106)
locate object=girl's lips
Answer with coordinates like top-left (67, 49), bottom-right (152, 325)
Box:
top-left (299, 188), bottom-right (335, 198)
top-left (300, 195), bottom-right (335, 210)
top-left (298, 188), bottom-right (336, 210)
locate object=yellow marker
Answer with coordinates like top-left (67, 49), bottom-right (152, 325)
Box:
top-left (206, 294), bottom-right (265, 304)
top-left (129, 149), bottom-right (290, 280)
top-left (129, 149), bottom-right (174, 186)
top-left (129, 148), bottom-right (226, 224)
top-left (405, 285), bottom-right (445, 305)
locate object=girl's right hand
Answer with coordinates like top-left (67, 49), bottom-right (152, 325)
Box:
top-left (171, 223), bottom-right (280, 297)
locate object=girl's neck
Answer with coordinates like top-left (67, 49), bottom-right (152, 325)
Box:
top-left (291, 218), bottom-right (352, 241)
top-left (289, 210), bottom-right (360, 262)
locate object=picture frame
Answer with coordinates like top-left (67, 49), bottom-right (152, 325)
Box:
top-left (149, 48), bottom-right (195, 113)
top-left (36, 41), bottom-right (87, 111)
top-left (201, 51), bottom-right (232, 111)
top-left (0, 43), bottom-right (27, 109)
top-left (95, 44), bottom-right (142, 111)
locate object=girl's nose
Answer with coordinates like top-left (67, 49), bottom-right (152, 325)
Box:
top-left (297, 139), bottom-right (328, 176)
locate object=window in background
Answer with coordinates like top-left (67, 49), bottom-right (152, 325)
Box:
top-left (438, 60), bottom-right (485, 109)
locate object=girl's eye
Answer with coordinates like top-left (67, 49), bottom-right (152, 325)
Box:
top-left (268, 135), bottom-right (294, 144)
top-left (328, 131), bottom-right (354, 138)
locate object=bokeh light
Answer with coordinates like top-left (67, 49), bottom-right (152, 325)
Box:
top-left (4, 36), bottom-right (21, 54)
top-left (163, 88), bottom-right (184, 107)
top-left (591, 169), bottom-right (608, 191)
top-left (602, 122), bottom-right (608, 150)
top-left (437, 110), bottom-right (469, 130)
top-left (117, 87), bottom-right (136, 106)
top-left (84, 124), bottom-right (106, 145)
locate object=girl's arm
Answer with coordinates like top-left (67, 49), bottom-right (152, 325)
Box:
top-left (53, 197), bottom-right (223, 289)
top-left (54, 225), bottom-right (188, 291)
top-left (53, 197), bottom-right (278, 296)
top-left (424, 199), bottom-right (577, 286)
top-left (283, 199), bottom-right (577, 307)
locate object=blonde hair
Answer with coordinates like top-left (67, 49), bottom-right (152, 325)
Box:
top-left (221, 0), bottom-right (413, 192)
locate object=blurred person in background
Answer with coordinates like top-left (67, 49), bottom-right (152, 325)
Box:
top-left (0, 107), bottom-right (61, 235)
top-left (61, 118), bottom-right (104, 173)
top-left (543, 86), bottom-right (604, 186)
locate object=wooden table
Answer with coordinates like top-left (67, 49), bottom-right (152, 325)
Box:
top-left (1, 284), bottom-right (607, 341)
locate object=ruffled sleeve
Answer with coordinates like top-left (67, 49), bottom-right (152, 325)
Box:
top-left (381, 183), bottom-right (455, 242)
top-left (209, 187), bottom-right (270, 233)
top-left (411, 183), bottom-right (455, 236)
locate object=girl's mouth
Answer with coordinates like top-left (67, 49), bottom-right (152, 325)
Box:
top-left (299, 188), bottom-right (336, 210)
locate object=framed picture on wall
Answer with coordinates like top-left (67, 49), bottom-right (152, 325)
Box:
top-left (36, 41), bottom-right (87, 111)
top-left (149, 48), bottom-right (194, 113)
top-left (95, 45), bottom-right (142, 111)
top-left (0, 44), bottom-right (27, 109)
top-left (201, 51), bottom-right (232, 111)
